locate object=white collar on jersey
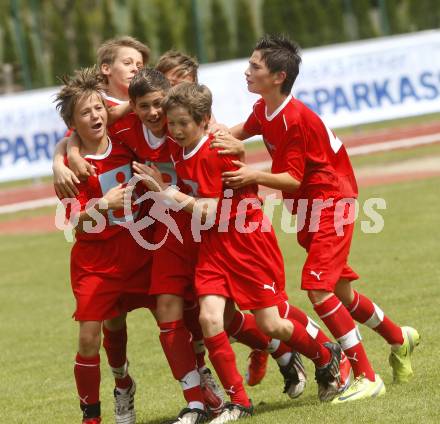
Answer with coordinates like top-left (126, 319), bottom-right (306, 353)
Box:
top-left (101, 92), bottom-right (126, 105)
top-left (183, 135), bottom-right (209, 160)
top-left (142, 125), bottom-right (166, 149)
top-left (265, 94), bottom-right (293, 121)
top-left (84, 136), bottom-right (112, 160)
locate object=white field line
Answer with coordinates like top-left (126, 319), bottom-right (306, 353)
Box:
top-left (0, 196), bottom-right (58, 214)
top-left (347, 132), bottom-right (440, 155)
top-left (1, 132), bottom-right (439, 215)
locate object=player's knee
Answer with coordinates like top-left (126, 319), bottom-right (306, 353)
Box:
top-left (199, 309), bottom-right (223, 334)
top-left (156, 295), bottom-right (183, 322)
top-left (255, 315), bottom-right (280, 338)
top-left (78, 332), bottom-right (101, 356)
top-left (335, 279), bottom-right (354, 305)
top-left (307, 289), bottom-right (331, 304)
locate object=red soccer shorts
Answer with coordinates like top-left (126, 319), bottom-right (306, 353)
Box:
top-left (71, 229), bottom-right (154, 321)
top-left (298, 200), bottom-right (359, 292)
top-left (195, 210), bottom-right (287, 310)
top-left (149, 211), bottom-right (198, 303)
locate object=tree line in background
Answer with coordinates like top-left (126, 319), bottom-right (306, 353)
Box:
top-left (0, 0), bottom-right (439, 91)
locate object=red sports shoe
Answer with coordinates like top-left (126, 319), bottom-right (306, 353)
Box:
top-left (339, 351), bottom-right (352, 391)
top-left (83, 418), bottom-right (101, 424)
top-left (245, 349), bottom-right (269, 386)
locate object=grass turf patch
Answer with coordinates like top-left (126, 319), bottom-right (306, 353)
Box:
top-left (0, 177), bottom-right (438, 422)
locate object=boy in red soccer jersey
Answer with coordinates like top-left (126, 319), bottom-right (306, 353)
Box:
top-left (113, 68), bottom-right (213, 422)
top-left (52, 38), bottom-right (152, 423)
top-left (135, 82), bottom-right (346, 423)
top-left (53, 36), bottom-right (150, 199)
top-left (211, 34), bottom-right (420, 403)
top-left (155, 50), bottom-right (311, 390)
top-left (54, 67), bottom-right (155, 424)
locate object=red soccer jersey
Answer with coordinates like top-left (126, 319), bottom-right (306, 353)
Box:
top-left (170, 134), bottom-right (261, 224)
top-left (172, 135), bottom-right (286, 310)
top-left (244, 95), bottom-right (358, 202)
top-left (63, 136), bottom-right (139, 241)
top-left (109, 113), bottom-right (178, 186)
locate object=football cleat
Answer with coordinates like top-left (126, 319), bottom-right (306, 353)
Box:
top-left (389, 326), bottom-right (420, 383)
top-left (170, 407), bottom-right (209, 424)
top-left (200, 368), bottom-right (225, 414)
top-left (339, 351), bottom-right (352, 392)
top-left (209, 402), bottom-right (253, 423)
top-left (315, 342), bottom-right (342, 402)
top-left (82, 419), bottom-right (101, 424)
top-left (278, 351), bottom-right (307, 399)
top-left (331, 374), bottom-right (385, 404)
top-left (114, 380), bottom-right (136, 424)
top-left (245, 349), bottom-right (269, 386)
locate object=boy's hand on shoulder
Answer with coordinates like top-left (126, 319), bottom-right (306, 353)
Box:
top-left (222, 160), bottom-right (257, 188)
top-left (53, 163), bottom-right (80, 199)
top-left (211, 132), bottom-right (245, 157)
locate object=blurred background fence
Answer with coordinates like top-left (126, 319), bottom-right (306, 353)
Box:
top-left (0, 0), bottom-right (439, 93)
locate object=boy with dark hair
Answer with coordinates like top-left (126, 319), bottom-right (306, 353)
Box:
top-left (54, 67), bottom-right (154, 424)
top-left (212, 34), bottom-right (420, 403)
top-left (135, 82), bottom-right (344, 423)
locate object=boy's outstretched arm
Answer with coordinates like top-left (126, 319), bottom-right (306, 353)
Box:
top-left (107, 101), bottom-right (131, 126)
top-left (230, 122), bottom-right (251, 140)
top-left (222, 160), bottom-right (300, 193)
top-left (53, 137), bottom-right (80, 198)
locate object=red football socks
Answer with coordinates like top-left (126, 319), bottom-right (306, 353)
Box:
top-left (226, 310), bottom-right (270, 350)
top-left (159, 320), bottom-right (204, 405)
top-left (102, 325), bottom-right (132, 389)
top-left (279, 301), bottom-right (333, 345)
top-left (348, 290), bottom-right (404, 345)
top-left (205, 332), bottom-right (251, 407)
top-left (74, 353), bottom-right (100, 406)
top-left (314, 294), bottom-right (375, 380)
top-left (284, 319), bottom-right (331, 367)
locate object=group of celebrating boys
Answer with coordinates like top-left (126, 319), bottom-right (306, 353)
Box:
top-left (52, 34), bottom-right (420, 424)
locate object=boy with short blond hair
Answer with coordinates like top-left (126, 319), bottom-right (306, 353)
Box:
top-left (97, 36), bottom-right (150, 104)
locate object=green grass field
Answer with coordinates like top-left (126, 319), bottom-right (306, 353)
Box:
top-left (1, 177), bottom-right (439, 423)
